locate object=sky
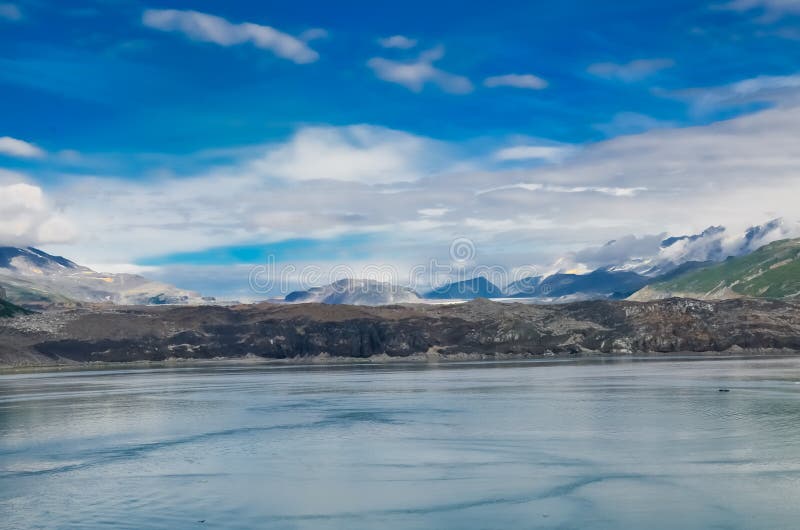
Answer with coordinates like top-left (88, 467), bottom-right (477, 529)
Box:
top-left (2, 0), bottom-right (800, 298)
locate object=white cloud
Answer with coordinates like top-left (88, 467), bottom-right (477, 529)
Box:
top-left (0, 3), bottom-right (21, 21)
top-left (248, 124), bottom-right (449, 184)
top-left (142, 9), bottom-right (319, 64)
top-left (484, 74), bottom-right (548, 90)
top-left (494, 145), bottom-right (572, 163)
top-left (299, 28), bottom-right (328, 41)
top-left (558, 218), bottom-right (800, 275)
top-left (32, 76), bottom-right (800, 292)
top-left (418, 208), bottom-right (449, 217)
top-left (83, 263), bottom-right (160, 275)
top-left (587, 58), bottom-right (675, 82)
top-left (0, 136), bottom-right (45, 158)
top-left (719, 0), bottom-right (800, 19)
top-left (0, 175), bottom-right (76, 246)
top-left (464, 216), bottom-right (556, 233)
top-left (545, 185), bottom-right (647, 197)
top-left (672, 73), bottom-right (800, 113)
top-left (594, 112), bottom-right (676, 136)
top-left (476, 182), bottom-right (646, 197)
top-left (378, 35), bottom-right (418, 49)
top-left (367, 46), bottom-right (473, 94)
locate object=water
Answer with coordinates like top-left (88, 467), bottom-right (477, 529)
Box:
top-left (2, 358), bottom-right (800, 529)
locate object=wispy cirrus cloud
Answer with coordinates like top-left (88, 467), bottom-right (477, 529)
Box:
top-left (594, 112), bottom-right (676, 136)
top-left (475, 183), bottom-right (647, 197)
top-left (0, 3), bottom-right (21, 21)
top-left (367, 46), bottom-right (473, 94)
top-left (493, 144), bottom-right (573, 163)
top-left (718, 0), bottom-right (800, 20)
top-left (378, 35), bottom-right (417, 49)
top-left (142, 9), bottom-right (320, 64)
top-left (484, 73), bottom-right (548, 90)
top-left (299, 28), bottom-right (328, 41)
top-left (669, 73), bottom-right (800, 113)
top-left (588, 58), bottom-right (675, 82)
top-left (0, 136), bottom-right (45, 158)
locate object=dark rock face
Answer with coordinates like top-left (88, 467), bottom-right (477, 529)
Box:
top-left (1, 298), bottom-right (799, 366)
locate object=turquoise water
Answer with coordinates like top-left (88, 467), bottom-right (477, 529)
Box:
top-left (2, 358), bottom-right (800, 529)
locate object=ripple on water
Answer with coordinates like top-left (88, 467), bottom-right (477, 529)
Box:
top-left (2, 358), bottom-right (800, 530)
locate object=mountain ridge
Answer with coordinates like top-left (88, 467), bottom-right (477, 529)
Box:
top-left (0, 246), bottom-right (205, 309)
top-left (284, 278), bottom-right (421, 305)
top-left (630, 238), bottom-right (800, 301)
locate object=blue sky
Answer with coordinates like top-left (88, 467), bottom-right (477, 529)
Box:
top-left (4, 0), bottom-right (797, 152)
top-left (2, 0), bottom-right (800, 297)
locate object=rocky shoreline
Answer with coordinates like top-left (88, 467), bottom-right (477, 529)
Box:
top-left (1, 297), bottom-right (799, 367)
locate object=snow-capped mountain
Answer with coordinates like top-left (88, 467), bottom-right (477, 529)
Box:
top-left (504, 218), bottom-right (800, 302)
top-left (560, 218), bottom-right (800, 278)
top-left (0, 246), bottom-right (205, 309)
top-left (284, 278), bottom-right (421, 305)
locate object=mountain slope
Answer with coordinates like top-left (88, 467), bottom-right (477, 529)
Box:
top-left (0, 298), bottom-right (31, 318)
top-left (511, 270), bottom-right (650, 300)
top-left (424, 277), bottom-right (504, 300)
top-left (630, 238), bottom-right (800, 301)
top-left (0, 246), bottom-right (204, 309)
top-left (504, 275), bottom-right (543, 297)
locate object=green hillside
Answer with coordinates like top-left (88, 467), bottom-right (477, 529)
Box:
top-left (0, 297), bottom-right (32, 318)
top-left (632, 238), bottom-right (800, 300)
top-left (0, 278), bottom-right (78, 310)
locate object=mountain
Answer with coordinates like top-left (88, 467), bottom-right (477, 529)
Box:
top-left (284, 278), bottom-right (421, 305)
top-left (564, 218), bottom-right (800, 278)
top-left (630, 238), bottom-right (800, 301)
top-left (424, 276), bottom-right (504, 300)
top-left (501, 219), bottom-right (799, 302)
top-left (510, 269), bottom-right (650, 301)
top-left (0, 246), bottom-right (204, 309)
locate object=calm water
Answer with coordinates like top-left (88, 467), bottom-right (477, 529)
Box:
top-left (2, 358), bottom-right (800, 529)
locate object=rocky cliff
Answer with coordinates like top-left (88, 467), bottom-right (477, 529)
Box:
top-left (1, 298), bottom-right (799, 366)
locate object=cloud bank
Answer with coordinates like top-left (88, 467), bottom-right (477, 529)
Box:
top-left (13, 73), bottom-right (800, 295)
